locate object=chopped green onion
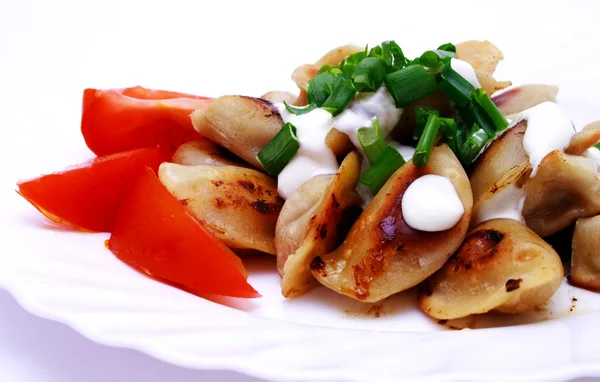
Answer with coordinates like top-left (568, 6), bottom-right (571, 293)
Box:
top-left (351, 57), bottom-right (387, 92)
top-left (360, 145), bottom-right (406, 194)
top-left (413, 114), bottom-right (442, 166)
top-left (457, 102), bottom-right (496, 137)
top-left (418, 50), bottom-right (456, 68)
top-left (413, 106), bottom-right (440, 140)
top-left (381, 40), bottom-right (408, 71)
top-left (339, 48), bottom-right (368, 78)
top-left (437, 64), bottom-right (476, 107)
top-left (437, 43), bottom-right (456, 53)
top-left (384, 65), bottom-right (437, 108)
top-left (368, 45), bottom-right (383, 58)
top-left (439, 117), bottom-right (458, 141)
top-left (307, 72), bottom-right (338, 106)
top-left (595, 142), bottom-right (600, 150)
top-left (473, 88), bottom-right (509, 131)
top-left (460, 124), bottom-right (489, 164)
top-left (318, 64), bottom-right (334, 74)
top-left (358, 119), bottom-right (386, 164)
top-left (321, 77), bottom-right (357, 116)
top-left (283, 101), bottom-right (316, 116)
top-left (256, 122), bottom-right (299, 176)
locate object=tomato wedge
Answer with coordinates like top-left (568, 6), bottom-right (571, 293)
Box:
top-left (81, 86), bottom-right (212, 159)
top-left (107, 168), bottom-right (260, 298)
top-left (17, 147), bottom-right (162, 232)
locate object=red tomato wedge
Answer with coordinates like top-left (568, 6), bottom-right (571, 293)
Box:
top-left (81, 86), bottom-right (212, 159)
top-left (107, 168), bottom-right (260, 298)
top-left (17, 147), bottom-right (162, 232)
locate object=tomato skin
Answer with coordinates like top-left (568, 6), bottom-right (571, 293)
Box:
top-left (107, 168), bottom-right (260, 299)
top-left (17, 147), bottom-right (162, 232)
top-left (81, 86), bottom-right (212, 159)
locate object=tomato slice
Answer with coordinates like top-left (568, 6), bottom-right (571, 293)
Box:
top-left (107, 167), bottom-right (260, 298)
top-left (17, 147), bottom-right (162, 232)
top-left (81, 86), bottom-right (212, 159)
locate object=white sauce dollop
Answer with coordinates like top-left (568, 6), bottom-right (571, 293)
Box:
top-left (473, 183), bottom-right (526, 225)
top-left (451, 59), bottom-right (481, 88)
top-left (334, 86), bottom-right (402, 152)
top-left (584, 147), bottom-right (600, 165)
top-left (516, 101), bottom-right (576, 177)
top-left (276, 107), bottom-right (338, 199)
top-left (401, 174), bottom-right (464, 232)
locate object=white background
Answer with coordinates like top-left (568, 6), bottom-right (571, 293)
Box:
top-left (2, 0), bottom-right (600, 381)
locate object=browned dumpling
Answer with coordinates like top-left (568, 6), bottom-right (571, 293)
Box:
top-left (158, 163), bottom-right (283, 255)
top-left (470, 119), bottom-right (600, 237)
top-left (523, 150), bottom-right (600, 237)
top-left (276, 152), bottom-right (362, 297)
top-left (491, 85), bottom-right (559, 117)
top-left (470, 120), bottom-right (529, 201)
top-left (172, 140), bottom-right (243, 167)
top-left (455, 40), bottom-right (511, 95)
top-left (419, 219), bottom-right (564, 320)
top-left (191, 96), bottom-right (283, 169)
top-left (565, 121), bottom-right (600, 155)
top-left (571, 215), bottom-right (600, 292)
top-left (260, 91), bottom-right (299, 105)
top-left (310, 145), bottom-right (472, 303)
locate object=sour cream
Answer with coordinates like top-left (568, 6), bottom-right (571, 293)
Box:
top-left (401, 174), bottom-right (464, 232)
top-left (473, 183), bottom-right (526, 225)
top-left (584, 147), bottom-right (600, 165)
top-left (451, 58), bottom-right (481, 88)
top-left (276, 107), bottom-right (339, 199)
top-left (334, 86), bottom-right (402, 151)
top-left (514, 101), bottom-right (576, 176)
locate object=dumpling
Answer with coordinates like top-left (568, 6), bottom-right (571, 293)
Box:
top-left (172, 140), bottom-right (243, 167)
top-left (276, 152), bottom-right (362, 297)
top-left (159, 163), bottom-right (283, 255)
top-left (523, 150), bottom-right (600, 237)
top-left (311, 145), bottom-right (472, 303)
top-left (570, 214), bottom-right (600, 291)
top-left (419, 219), bottom-right (564, 319)
top-left (491, 84), bottom-right (559, 118)
top-left (191, 96), bottom-right (283, 169)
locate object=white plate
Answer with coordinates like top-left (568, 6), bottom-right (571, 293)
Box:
top-left (2, 1), bottom-right (600, 381)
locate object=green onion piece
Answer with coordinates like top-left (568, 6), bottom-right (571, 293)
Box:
top-left (413, 106), bottom-right (440, 140)
top-left (457, 102), bottom-right (496, 137)
top-left (437, 43), bottom-right (456, 53)
top-left (321, 77), bottom-right (357, 116)
top-left (413, 114), bottom-right (442, 166)
top-left (437, 65), bottom-right (476, 107)
top-left (384, 65), bottom-right (437, 108)
top-left (368, 45), bottom-right (383, 58)
top-left (339, 48), bottom-right (368, 78)
top-left (318, 64), bottom-right (334, 74)
top-left (307, 72), bottom-right (338, 106)
top-left (595, 142), bottom-right (600, 150)
top-left (473, 88), bottom-right (509, 131)
top-left (256, 122), bottom-right (300, 176)
top-left (283, 101), bottom-right (316, 116)
top-left (460, 124), bottom-right (489, 164)
top-left (417, 51), bottom-right (454, 72)
top-left (382, 40), bottom-right (408, 71)
top-left (418, 51), bottom-right (440, 68)
top-left (352, 57), bottom-right (387, 92)
top-left (358, 119), bottom-right (386, 164)
top-left (360, 145), bottom-right (406, 194)
top-left (439, 117), bottom-right (458, 141)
